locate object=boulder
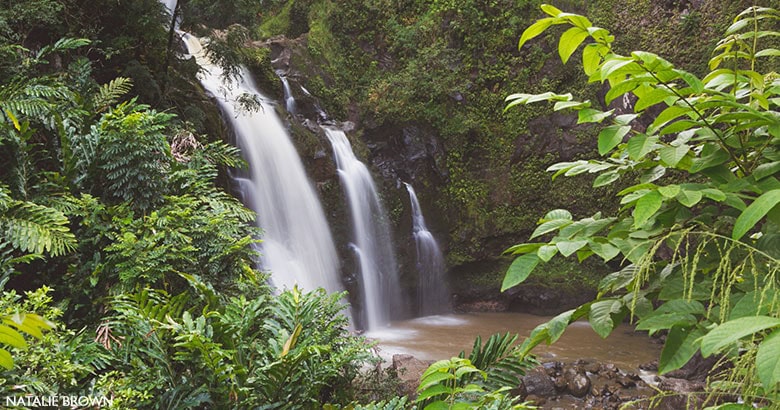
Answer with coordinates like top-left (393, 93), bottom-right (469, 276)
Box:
top-left (522, 368), bottom-right (557, 397)
top-left (567, 372), bottom-right (592, 398)
top-left (391, 354), bottom-right (433, 397)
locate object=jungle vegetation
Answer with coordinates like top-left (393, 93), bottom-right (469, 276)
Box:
top-left (0, 0), bottom-right (778, 409)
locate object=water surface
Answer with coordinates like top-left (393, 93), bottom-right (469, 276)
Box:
top-left (367, 312), bottom-right (660, 371)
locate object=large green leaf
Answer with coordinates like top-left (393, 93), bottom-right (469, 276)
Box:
top-left (537, 244), bottom-right (558, 262)
top-left (659, 326), bottom-right (704, 374)
top-left (756, 329), bottom-right (780, 392)
top-left (547, 309), bottom-right (575, 344)
top-left (598, 125), bottom-right (631, 155)
top-left (627, 134), bottom-right (659, 160)
top-left (658, 184), bottom-right (681, 198)
top-left (0, 348), bottom-right (12, 370)
top-left (588, 239), bottom-right (620, 261)
top-left (729, 290), bottom-right (777, 320)
top-left (634, 87), bottom-right (673, 112)
top-left (519, 17), bottom-right (557, 48)
top-left (558, 27), bottom-right (589, 64)
top-left (530, 219), bottom-right (572, 239)
top-left (753, 161), bottom-right (780, 181)
top-left (501, 254), bottom-right (540, 291)
top-left (676, 189), bottom-right (703, 208)
top-left (582, 43), bottom-right (602, 75)
top-left (0, 325), bottom-right (27, 349)
top-left (589, 299), bottom-right (619, 338)
top-left (593, 171), bottom-right (620, 187)
top-left (416, 384), bottom-right (451, 402)
top-left (651, 105), bottom-right (691, 131)
top-left (654, 299), bottom-right (705, 315)
top-left (503, 243), bottom-right (544, 255)
top-left (556, 240), bottom-right (588, 257)
top-left (578, 108), bottom-right (613, 124)
top-left (633, 190), bottom-right (662, 227)
top-left (659, 144), bottom-right (690, 167)
top-left (700, 316), bottom-right (780, 357)
top-left (732, 189), bottom-right (780, 239)
top-left (636, 312), bottom-right (697, 333)
top-left (544, 209), bottom-right (573, 220)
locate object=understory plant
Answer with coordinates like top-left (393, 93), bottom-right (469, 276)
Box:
top-left (97, 284), bottom-right (373, 409)
top-left (502, 4), bottom-right (780, 407)
top-left (414, 333), bottom-right (536, 410)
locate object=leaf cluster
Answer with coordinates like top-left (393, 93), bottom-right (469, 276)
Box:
top-left (503, 4), bottom-right (780, 406)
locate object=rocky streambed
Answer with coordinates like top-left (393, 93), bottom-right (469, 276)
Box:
top-left (369, 313), bottom-right (713, 409)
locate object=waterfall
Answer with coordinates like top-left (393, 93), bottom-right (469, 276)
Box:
top-left (180, 34), bottom-right (344, 298)
top-left (161, 0), bottom-right (177, 13)
top-left (279, 75), bottom-right (297, 115)
top-left (404, 183), bottom-right (449, 315)
top-left (324, 127), bottom-right (401, 329)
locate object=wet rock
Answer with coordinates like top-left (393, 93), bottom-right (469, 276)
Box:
top-left (525, 394), bottom-right (547, 406)
top-left (511, 111), bottom-right (594, 164)
top-left (567, 372), bottom-right (591, 398)
top-left (584, 361), bottom-right (601, 374)
top-left (391, 354), bottom-right (433, 397)
top-left (553, 375), bottom-right (567, 391)
top-left (599, 363), bottom-right (620, 379)
top-left (616, 375), bottom-right (637, 388)
top-left (511, 379), bottom-right (527, 398)
top-left (522, 369), bottom-right (557, 397)
top-left (656, 377), bottom-right (706, 409)
top-left (639, 360), bottom-right (658, 371)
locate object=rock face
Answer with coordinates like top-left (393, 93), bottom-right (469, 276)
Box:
top-left (391, 354), bottom-right (434, 397)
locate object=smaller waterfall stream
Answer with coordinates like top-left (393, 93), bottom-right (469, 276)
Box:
top-left (325, 127), bottom-right (401, 329)
top-left (279, 75), bottom-right (297, 115)
top-left (404, 183), bottom-right (449, 315)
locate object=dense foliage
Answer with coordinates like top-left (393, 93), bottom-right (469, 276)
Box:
top-left (0, 5), bottom-right (376, 406)
top-left (3, 0), bottom-right (779, 408)
top-left (503, 4), bottom-right (780, 407)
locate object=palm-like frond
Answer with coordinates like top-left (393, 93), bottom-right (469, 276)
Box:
top-left (460, 332), bottom-right (538, 390)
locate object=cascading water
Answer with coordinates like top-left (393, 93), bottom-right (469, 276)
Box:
top-left (279, 75), bottom-right (297, 115)
top-left (161, 0), bottom-right (178, 14)
top-left (404, 183), bottom-right (449, 315)
top-left (180, 34), bottom-right (344, 297)
top-left (324, 127), bottom-right (401, 329)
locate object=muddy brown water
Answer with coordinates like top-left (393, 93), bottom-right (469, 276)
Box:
top-left (366, 312), bottom-right (661, 372)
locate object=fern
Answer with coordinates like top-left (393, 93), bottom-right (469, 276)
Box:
top-left (35, 38), bottom-right (91, 60)
top-left (95, 100), bottom-right (173, 211)
top-left (92, 77), bottom-right (132, 113)
top-left (0, 185), bottom-right (76, 257)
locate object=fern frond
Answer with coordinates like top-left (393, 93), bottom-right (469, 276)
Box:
top-left (93, 77), bottom-right (133, 113)
top-left (0, 187), bottom-right (77, 257)
top-left (35, 38), bottom-right (91, 59)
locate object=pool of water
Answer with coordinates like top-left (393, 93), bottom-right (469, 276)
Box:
top-left (366, 312), bottom-right (660, 371)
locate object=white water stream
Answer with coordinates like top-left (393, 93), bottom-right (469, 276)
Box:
top-left (181, 34), bottom-right (344, 298)
top-left (279, 75), bottom-right (297, 115)
top-left (325, 128), bottom-right (401, 329)
top-left (404, 183), bottom-right (449, 315)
